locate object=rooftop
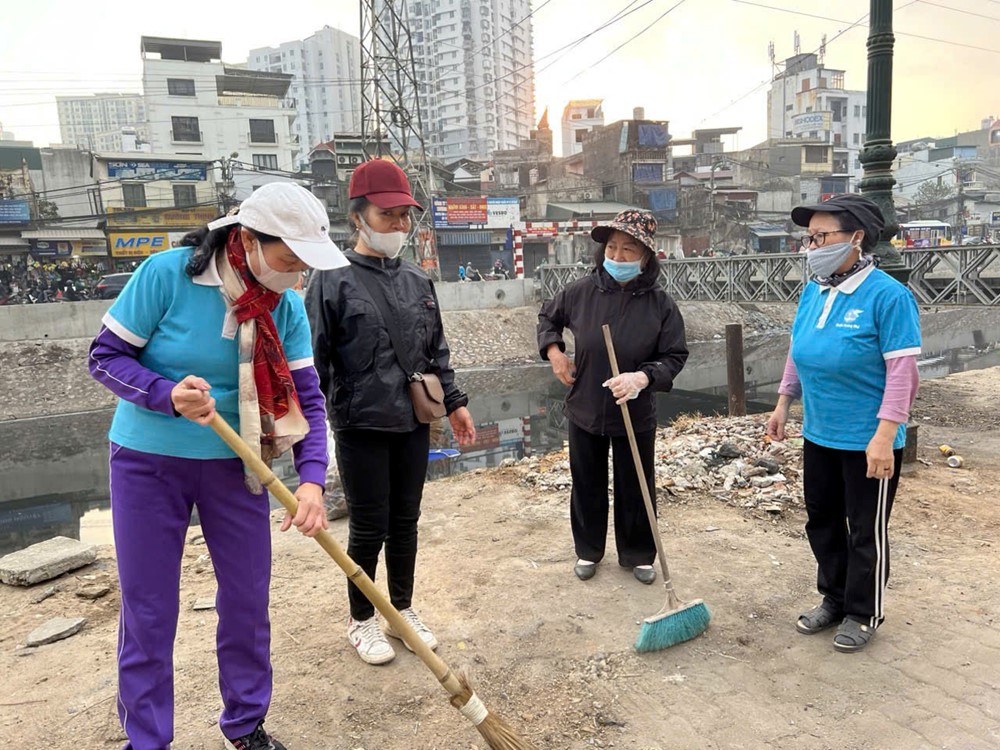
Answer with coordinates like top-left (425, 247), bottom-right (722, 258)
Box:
top-left (217, 66), bottom-right (292, 98)
top-left (141, 36), bottom-right (222, 62)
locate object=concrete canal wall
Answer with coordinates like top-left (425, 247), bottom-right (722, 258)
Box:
top-left (0, 279), bottom-right (539, 343)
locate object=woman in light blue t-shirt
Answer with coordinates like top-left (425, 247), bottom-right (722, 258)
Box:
top-left (89, 183), bottom-right (346, 750)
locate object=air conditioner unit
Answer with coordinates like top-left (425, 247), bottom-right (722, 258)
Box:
top-left (583, 191), bottom-right (593, 199)
top-left (337, 155), bottom-right (347, 164)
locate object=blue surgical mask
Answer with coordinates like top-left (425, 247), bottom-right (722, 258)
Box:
top-left (603, 257), bottom-right (642, 283)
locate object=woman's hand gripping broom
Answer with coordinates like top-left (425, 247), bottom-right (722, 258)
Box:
top-left (209, 414), bottom-right (538, 750)
top-left (601, 325), bottom-right (711, 652)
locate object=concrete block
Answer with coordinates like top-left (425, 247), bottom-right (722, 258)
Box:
top-left (26, 616), bottom-right (87, 647)
top-left (0, 536), bottom-right (97, 586)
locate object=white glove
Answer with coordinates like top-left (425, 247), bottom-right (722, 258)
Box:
top-left (603, 371), bottom-right (650, 404)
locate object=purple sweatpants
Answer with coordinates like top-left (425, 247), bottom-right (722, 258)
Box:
top-left (110, 443), bottom-right (273, 750)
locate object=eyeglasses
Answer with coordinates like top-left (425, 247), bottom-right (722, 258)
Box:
top-left (800, 231), bottom-right (847, 249)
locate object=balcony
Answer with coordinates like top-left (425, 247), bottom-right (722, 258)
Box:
top-left (248, 130), bottom-right (278, 145)
top-left (171, 130), bottom-right (203, 145)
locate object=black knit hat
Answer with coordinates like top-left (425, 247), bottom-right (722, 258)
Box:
top-left (791, 194), bottom-right (885, 244)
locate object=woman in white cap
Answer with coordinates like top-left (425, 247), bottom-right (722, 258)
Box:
top-left (537, 209), bottom-right (688, 585)
top-left (88, 182), bottom-right (347, 750)
top-left (307, 159), bottom-right (476, 666)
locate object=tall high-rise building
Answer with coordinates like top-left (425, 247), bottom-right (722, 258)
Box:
top-left (248, 26), bottom-right (362, 164)
top-left (56, 93), bottom-right (148, 151)
top-left (402, 0), bottom-right (535, 162)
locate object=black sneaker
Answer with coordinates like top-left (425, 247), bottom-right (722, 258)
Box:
top-left (223, 721), bottom-right (286, 750)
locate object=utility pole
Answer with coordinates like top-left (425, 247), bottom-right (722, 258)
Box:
top-left (360, 0), bottom-right (439, 279)
top-left (859, 0), bottom-right (908, 281)
top-left (955, 162), bottom-right (966, 240)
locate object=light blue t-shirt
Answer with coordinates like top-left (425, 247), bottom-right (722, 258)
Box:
top-left (791, 266), bottom-right (921, 451)
top-left (103, 247), bottom-right (314, 459)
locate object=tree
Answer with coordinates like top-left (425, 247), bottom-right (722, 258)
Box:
top-left (913, 181), bottom-right (955, 208)
top-left (37, 200), bottom-right (59, 220)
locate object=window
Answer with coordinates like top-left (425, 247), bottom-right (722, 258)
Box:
top-left (249, 119), bottom-right (277, 143)
top-left (252, 153), bottom-right (279, 170)
top-left (122, 183), bottom-right (146, 209)
top-left (854, 105), bottom-right (861, 117)
top-left (853, 133), bottom-right (860, 145)
top-left (804, 145), bottom-right (828, 164)
top-left (172, 184), bottom-right (197, 208)
top-left (575, 130), bottom-right (586, 143)
top-left (167, 78), bottom-right (196, 96)
top-left (171, 116), bottom-right (200, 142)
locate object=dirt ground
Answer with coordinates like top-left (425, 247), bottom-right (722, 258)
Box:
top-left (2, 368), bottom-right (1000, 749)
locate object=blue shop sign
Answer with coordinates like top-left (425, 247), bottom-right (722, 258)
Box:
top-left (106, 160), bottom-right (208, 181)
top-left (0, 199), bottom-right (31, 224)
top-left (30, 239), bottom-right (73, 257)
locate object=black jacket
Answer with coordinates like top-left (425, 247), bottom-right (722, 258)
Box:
top-left (537, 266), bottom-right (688, 436)
top-left (306, 250), bottom-right (469, 432)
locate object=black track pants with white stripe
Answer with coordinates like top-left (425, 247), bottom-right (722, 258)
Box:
top-left (802, 438), bottom-right (903, 629)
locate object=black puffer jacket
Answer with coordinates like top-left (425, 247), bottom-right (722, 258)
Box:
top-left (537, 265), bottom-right (688, 436)
top-left (306, 250), bottom-right (469, 432)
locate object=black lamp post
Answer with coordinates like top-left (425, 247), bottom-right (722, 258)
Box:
top-left (858, 0), bottom-right (909, 281)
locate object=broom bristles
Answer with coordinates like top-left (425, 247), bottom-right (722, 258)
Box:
top-left (448, 670), bottom-right (540, 750)
top-left (635, 599), bottom-right (711, 653)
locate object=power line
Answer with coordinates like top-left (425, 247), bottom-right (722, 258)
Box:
top-left (917, 0), bottom-right (1000, 21)
top-left (562, 0), bottom-right (690, 85)
top-left (731, 0), bottom-right (1000, 55)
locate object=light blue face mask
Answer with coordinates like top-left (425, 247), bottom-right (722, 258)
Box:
top-left (603, 257), bottom-right (642, 283)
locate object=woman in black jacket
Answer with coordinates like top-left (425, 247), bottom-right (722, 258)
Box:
top-left (538, 209), bottom-right (688, 584)
top-left (306, 159), bottom-right (476, 666)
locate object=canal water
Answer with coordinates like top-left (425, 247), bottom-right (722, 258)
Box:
top-left (2, 330), bottom-right (998, 556)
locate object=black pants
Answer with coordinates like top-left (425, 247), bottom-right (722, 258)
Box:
top-left (335, 425), bottom-right (430, 620)
top-left (568, 421), bottom-right (656, 568)
top-left (802, 439), bottom-right (903, 628)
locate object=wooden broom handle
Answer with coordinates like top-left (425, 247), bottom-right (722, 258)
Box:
top-left (208, 414), bottom-right (466, 697)
top-left (601, 325), bottom-right (680, 608)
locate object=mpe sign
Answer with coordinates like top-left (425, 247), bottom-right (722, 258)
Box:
top-left (109, 232), bottom-right (170, 258)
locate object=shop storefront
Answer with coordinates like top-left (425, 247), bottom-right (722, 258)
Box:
top-left (106, 206), bottom-right (217, 270)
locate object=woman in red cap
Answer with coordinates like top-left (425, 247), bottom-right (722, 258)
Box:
top-left (307, 159), bottom-right (476, 665)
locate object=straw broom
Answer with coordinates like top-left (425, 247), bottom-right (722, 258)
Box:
top-left (209, 414), bottom-right (538, 750)
top-left (601, 325), bottom-right (711, 652)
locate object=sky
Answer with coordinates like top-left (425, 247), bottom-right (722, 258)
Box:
top-left (1, 0), bottom-right (997, 155)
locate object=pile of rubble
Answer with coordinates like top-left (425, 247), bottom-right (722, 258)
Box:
top-left (513, 415), bottom-right (804, 514)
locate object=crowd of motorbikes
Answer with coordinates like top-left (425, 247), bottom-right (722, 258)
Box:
top-left (0, 263), bottom-right (104, 305)
top-left (459, 260), bottom-right (511, 282)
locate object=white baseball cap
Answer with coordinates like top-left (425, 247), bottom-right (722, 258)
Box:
top-left (207, 182), bottom-right (348, 270)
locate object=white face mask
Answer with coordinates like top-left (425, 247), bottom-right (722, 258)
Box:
top-left (251, 240), bottom-right (301, 292)
top-left (359, 214), bottom-right (407, 259)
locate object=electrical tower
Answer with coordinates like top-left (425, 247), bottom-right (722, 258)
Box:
top-left (359, 0), bottom-right (439, 278)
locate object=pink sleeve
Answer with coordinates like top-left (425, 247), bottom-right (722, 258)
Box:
top-left (877, 355), bottom-right (919, 424)
top-left (778, 350), bottom-right (802, 399)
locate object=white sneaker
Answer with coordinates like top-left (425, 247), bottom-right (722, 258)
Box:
top-left (347, 616), bottom-right (395, 665)
top-left (384, 607), bottom-right (439, 652)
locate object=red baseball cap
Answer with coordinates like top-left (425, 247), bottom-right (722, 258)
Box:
top-left (348, 159), bottom-right (423, 210)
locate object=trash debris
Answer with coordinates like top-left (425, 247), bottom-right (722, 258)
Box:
top-left (516, 415), bottom-right (804, 512)
top-left (946, 455), bottom-right (964, 469)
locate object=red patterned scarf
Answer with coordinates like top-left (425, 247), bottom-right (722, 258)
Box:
top-left (224, 228), bottom-right (301, 424)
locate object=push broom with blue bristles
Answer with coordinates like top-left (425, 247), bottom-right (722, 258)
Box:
top-left (602, 324), bottom-right (711, 652)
